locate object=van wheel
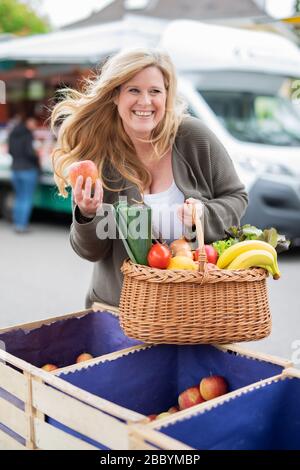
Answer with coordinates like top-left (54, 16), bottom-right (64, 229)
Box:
top-left (0, 189), bottom-right (14, 221)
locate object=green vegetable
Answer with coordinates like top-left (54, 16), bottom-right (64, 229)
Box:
top-left (114, 201), bottom-right (152, 265)
top-left (223, 224), bottom-right (290, 253)
top-left (262, 229), bottom-right (290, 253)
top-left (113, 201), bottom-right (136, 263)
top-left (225, 224), bottom-right (262, 240)
top-left (212, 238), bottom-right (238, 257)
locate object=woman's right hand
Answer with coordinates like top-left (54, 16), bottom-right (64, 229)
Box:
top-left (73, 176), bottom-right (103, 218)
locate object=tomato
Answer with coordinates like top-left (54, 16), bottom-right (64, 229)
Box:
top-left (147, 243), bottom-right (171, 269)
top-left (194, 245), bottom-right (218, 264)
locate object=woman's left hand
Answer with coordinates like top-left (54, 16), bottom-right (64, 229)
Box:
top-left (177, 198), bottom-right (204, 227)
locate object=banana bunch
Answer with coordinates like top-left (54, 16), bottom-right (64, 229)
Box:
top-left (217, 240), bottom-right (281, 279)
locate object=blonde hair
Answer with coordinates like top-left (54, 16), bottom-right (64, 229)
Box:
top-left (51, 47), bottom-right (186, 197)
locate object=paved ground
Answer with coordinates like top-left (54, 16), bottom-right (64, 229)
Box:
top-left (0, 217), bottom-right (93, 326)
top-left (0, 217), bottom-right (299, 365)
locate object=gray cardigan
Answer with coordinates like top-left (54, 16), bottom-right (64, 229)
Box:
top-left (70, 116), bottom-right (248, 307)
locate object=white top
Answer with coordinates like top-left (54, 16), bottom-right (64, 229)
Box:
top-left (143, 180), bottom-right (185, 242)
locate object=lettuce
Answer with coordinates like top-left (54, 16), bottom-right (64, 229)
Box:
top-left (212, 238), bottom-right (238, 256)
top-left (223, 224), bottom-right (290, 253)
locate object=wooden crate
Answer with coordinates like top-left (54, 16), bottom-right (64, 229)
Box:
top-left (129, 368), bottom-right (300, 450)
top-left (0, 302), bottom-right (292, 450)
top-left (0, 302), bottom-right (140, 372)
top-left (0, 302), bottom-right (145, 450)
top-left (53, 341), bottom-right (291, 449)
top-left (0, 346), bottom-right (145, 450)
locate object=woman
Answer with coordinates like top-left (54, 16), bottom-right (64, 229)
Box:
top-left (51, 48), bottom-right (248, 307)
top-left (8, 116), bottom-right (40, 233)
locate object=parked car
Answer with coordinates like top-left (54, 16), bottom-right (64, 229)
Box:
top-left (160, 20), bottom-right (300, 244)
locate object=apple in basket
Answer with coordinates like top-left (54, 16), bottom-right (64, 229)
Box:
top-left (178, 386), bottom-right (206, 410)
top-left (68, 160), bottom-right (98, 189)
top-left (194, 245), bottom-right (218, 264)
top-left (41, 364), bottom-right (58, 371)
top-left (76, 353), bottom-right (94, 363)
top-left (199, 376), bottom-right (228, 400)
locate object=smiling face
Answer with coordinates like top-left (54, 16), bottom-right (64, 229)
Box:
top-left (115, 66), bottom-right (167, 140)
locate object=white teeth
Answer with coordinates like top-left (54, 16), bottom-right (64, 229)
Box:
top-left (133, 111), bottom-right (153, 116)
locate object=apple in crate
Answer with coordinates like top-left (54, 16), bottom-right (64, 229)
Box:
top-left (199, 376), bottom-right (228, 400)
top-left (76, 353), bottom-right (94, 363)
top-left (178, 386), bottom-right (205, 410)
top-left (147, 414), bottom-right (158, 422)
top-left (168, 406), bottom-right (179, 414)
top-left (68, 160), bottom-right (98, 188)
top-left (156, 412), bottom-right (172, 420)
top-left (41, 364), bottom-right (58, 371)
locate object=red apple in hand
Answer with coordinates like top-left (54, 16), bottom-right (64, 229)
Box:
top-left (178, 386), bottom-right (205, 410)
top-left (68, 160), bottom-right (98, 188)
top-left (194, 245), bottom-right (218, 264)
top-left (199, 376), bottom-right (228, 400)
top-left (41, 364), bottom-right (58, 371)
top-left (76, 353), bottom-right (93, 363)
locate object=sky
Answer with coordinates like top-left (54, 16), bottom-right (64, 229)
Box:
top-left (39, 0), bottom-right (297, 28)
top-left (40, 0), bottom-right (114, 28)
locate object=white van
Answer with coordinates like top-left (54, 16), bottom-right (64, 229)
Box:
top-left (160, 21), bottom-right (300, 244)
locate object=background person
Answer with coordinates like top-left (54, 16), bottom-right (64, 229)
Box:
top-left (51, 48), bottom-right (248, 307)
top-left (8, 116), bottom-right (40, 233)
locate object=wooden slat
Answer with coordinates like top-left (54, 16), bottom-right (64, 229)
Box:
top-left (0, 429), bottom-right (26, 450)
top-left (129, 433), bottom-right (158, 450)
top-left (24, 371), bottom-right (34, 449)
top-left (0, 309), bottom-right (90, 334)
top-left (0, 302), bottom-right (118, 334)
top-left (0, 363), bottom-right (27, 401)
top-left (32, 380), bottom-right (128, 450)
top-left (0, 349), bottom-right (38, 378)
top-left (282, 367), bottom-right (300, 379)
top-left (33, 378), bottom-right (45, 422)
top-left (92, 302), bottom-right (119, 315)
top-left (129, 424), bottom-right (192, 450)
top-left (1, 355), bottom-right (146, 424)
top-left (0, 396), bottom-right (27, 438)
top-left (34, 418), bottom-right (98, 450)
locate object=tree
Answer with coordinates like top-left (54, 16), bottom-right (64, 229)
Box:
top-left (294, 1), bottom-right (300, 43)
top-left (0, 0), bottom-right (50, 36)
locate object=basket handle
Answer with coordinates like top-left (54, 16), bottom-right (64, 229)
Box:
top-left (192, 204), bottom-right (206, 273)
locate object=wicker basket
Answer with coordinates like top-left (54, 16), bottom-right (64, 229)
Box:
top-left (119, 206), bottom-right (272, 344)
